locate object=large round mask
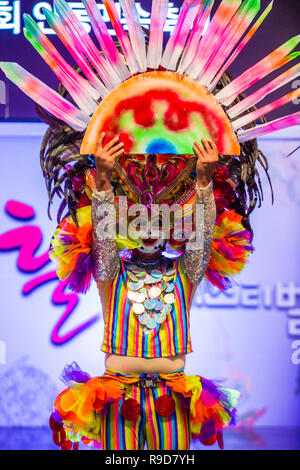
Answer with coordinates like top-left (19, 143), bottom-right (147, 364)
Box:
top-left (80, 71), bottom-right (240, 156)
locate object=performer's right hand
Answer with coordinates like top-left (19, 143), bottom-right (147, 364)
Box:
top-left (94, 132), bottom-right (124, 191)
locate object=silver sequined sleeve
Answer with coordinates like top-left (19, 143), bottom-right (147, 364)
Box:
top-left (91, 188), bottom-right (120, 282)
top-left (180, 180), bottom-right (216, 285)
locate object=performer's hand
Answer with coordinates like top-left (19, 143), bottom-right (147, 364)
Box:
top-left (94, 132), bottom-right (124, 191)
top-left (193, 138), bottom-right (219, 188)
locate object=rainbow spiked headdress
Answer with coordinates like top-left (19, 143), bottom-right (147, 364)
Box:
top-left (1, 0), bottom-right (299, 150)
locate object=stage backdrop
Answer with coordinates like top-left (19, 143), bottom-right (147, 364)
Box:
top-left (0, 0), bottom-right (299, 121)
top-left (0, 122), bottom-right (299, 434)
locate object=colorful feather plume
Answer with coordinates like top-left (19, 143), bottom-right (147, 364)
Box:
top-left (102, 0), bottom-right (140, 74)
top-left (205, 209), bottom-right (254, 291)
top-left (147, 0), bottom-right (169, 69)
top-left (208, 0), bottom-right (274, 91)
top-left (186, 0), bottom-right (242, 79)
top-left (0, 62), bottom-right (89, 131)
top-left (215, 36), bottom-right (300, 106)
top-left (54, 0), bottom-right (120, 89)
top-left (83, 0), bottom-right (130, 81)
top-left (228, 62), bottom-right (300, 119)
top-left (42, 7), bottom-right (108, 97)
top-left (200, 0), bottom-right (261, 87)
top-left (23, 14), bottom-right (99, 115)
top-left (177, 0), bottom-right (215, 74)
top-left (49, 206), bottom-right (93, 293)
top-left (237, 111), bottom-right (300, 143)
top-left (119, 0), bottom-right (147, 71)
top-left (161, 0), bottom-right (200, 71)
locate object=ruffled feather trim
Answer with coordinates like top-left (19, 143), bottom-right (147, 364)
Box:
top-left (50, 363), bottom-right (239, 450)
top-left (205, 209), bottom-right (254, 291)
top-left (161, 373), bottom-right (239, 448)
top-left (49, 206), bottom-right (93, 293)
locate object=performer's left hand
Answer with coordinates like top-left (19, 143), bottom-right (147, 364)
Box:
top-left (193, 138), bottom-right (219, 188)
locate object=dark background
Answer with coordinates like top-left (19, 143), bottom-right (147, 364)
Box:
top-left (0, 0), bottom-right (299, 122)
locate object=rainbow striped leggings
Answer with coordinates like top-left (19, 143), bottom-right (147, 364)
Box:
top-left (100, 368), bottom-right (190, 450)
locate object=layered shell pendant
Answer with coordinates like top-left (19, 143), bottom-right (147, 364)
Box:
top-left (126, 264), bottom-right (176, 334)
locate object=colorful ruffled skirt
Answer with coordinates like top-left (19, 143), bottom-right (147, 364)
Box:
top-left (50, 363), bottom-right (239, 450)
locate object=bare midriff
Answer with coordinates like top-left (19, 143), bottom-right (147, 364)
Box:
top-left (105, 353), bottom-right (186, 375)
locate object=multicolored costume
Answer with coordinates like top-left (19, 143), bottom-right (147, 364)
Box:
top-left (52, 364), bottom-right (239, 450)
top-left (2, 0), bottom-right (299, 450)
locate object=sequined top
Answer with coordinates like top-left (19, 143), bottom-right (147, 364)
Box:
top-left (91, 181), bottom-right (216, 358)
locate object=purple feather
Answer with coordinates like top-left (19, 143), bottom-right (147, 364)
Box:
top-left (60, 361), bottom-right (91, 386)
top-left (67, 252), bottom-right (93, 293)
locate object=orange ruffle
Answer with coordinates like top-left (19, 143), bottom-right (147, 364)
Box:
top-left (161, 374), bottom-right (239, 441)
top-left (54, 377), bottom-right (124, 443)
top-left (53, 371), bottom-right (238, 449)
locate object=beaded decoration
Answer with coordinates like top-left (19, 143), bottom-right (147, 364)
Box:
top-left (125, 262), bottom-right (176, 333)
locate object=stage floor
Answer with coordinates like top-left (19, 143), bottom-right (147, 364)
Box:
top-left (0, 427), bottom-right (299, 450)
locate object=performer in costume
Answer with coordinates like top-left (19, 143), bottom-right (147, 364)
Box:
top-left (1, 0), bottom-right (299, 450)
top-left (86, 133), bottom-right (223, 450)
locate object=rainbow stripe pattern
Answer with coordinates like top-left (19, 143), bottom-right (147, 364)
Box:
top-left (102, 259), bottom-right (193, 358)
top-left (0, 0), bottom-right (298, 142)
top-left (51, 363), bottom-right (239, 449)
top-left (99, 371), bottom-right (190, 449)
